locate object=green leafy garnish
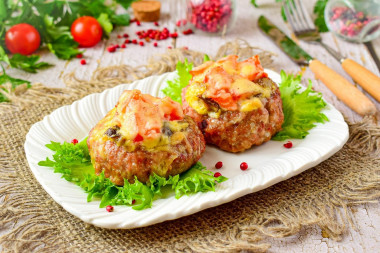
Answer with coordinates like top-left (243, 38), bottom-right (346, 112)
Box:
top-left (313, 0), bottom-right (329, 32)
top-left (8, 54), bottom-right (53, 73)
top-left (162, 59), bottom-right (193, 103)
top-left (273, 70), bottom-right (328, 140)
top-left (38, 139), bottom-right (228, 210)
top-left (0, 65), bottom-right (31, 102)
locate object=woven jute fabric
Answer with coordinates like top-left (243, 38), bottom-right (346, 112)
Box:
top-left (1, 40), bottom-right (380, 252)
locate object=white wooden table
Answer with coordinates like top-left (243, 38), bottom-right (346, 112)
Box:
top-left (6, 0), bottom-right (380, 252)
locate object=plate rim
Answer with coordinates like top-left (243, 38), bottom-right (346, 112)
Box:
top-left (24, 70), bottom-right (349, 229)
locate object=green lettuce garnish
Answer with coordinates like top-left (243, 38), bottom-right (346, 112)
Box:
top-left (272, 70), bottom-right (328, 140)
top-left (162, 59), bottom-right (193, 104)
top-left (38, 138), bottom-right (227, 210)
top-left (163, 61), bottom-right (328, 141)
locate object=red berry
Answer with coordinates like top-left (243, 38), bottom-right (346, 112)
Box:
top-left (115, 44), bottom-right (120, 48)
top-left (214, 172), bottom-right (222, 178)
top-left (106, 205), bottom-right (114, 212)
top-left (125, 39), bottom-right (130, 44)
top-left (167, 46), bottom-right (172, 49)
top-left (71, 139), bottom-right (78, 145)
top-left (136, 20), bottom-right (141, 26)
top-left (123, 33), bottom-right (129, 38)
top-left (283, 141), bottom-right (293, 149)
top-left (132, 199), bottom-right (136, 205)
top-left (117, 35), bottom-right (122, 39)
top-left (170, 32), bottom-right (178, 38)
top-left (240, 162), bottom-right (248, 171)
top-left (132, 39), bottom-right (137, 44)
top-left (176, 20), bottom-right (182, 27)
top-left (80, 59), bottom-right (86, 65)
top-left (215, 161), bottom-right (223, 169)
top-left (139, 41), bottom-right (144, 46)
top-left (154, 21), bottom-right (159, 26)
top-left (121, 44), bottom-right (126, 48)
top-left (153, 42), bottom-right (158, 47)
top-left (76, 53), bottom-right (83, 58)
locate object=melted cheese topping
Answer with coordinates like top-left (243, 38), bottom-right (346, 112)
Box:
top-left (186, 55), bottom-right (270, 116)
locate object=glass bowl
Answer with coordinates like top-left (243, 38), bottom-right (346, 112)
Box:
top-left (186, 0), bottom-right (236, 35)
top-left (324, 0), bottom-right (380, 43)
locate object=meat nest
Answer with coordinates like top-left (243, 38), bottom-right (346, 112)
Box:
top-left (182, 77), bottom-right (284, 152)
top-left (87, 90), bottom-right (205, 185)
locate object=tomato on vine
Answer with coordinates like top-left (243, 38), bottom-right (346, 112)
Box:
top-left (5, 23), bottom-right (41, 55)
top-left (71, 16), bottom-right (103, 47)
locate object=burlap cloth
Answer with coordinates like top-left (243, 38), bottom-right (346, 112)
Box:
top-left (1, 40), bottom-right (380, 252)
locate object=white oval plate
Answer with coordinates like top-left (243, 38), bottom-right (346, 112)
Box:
top-left (24, 70), bottom-right (349, 229)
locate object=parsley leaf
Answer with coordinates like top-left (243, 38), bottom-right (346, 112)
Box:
top-left (272, 70), bottom-right (328, 140)
top-left (162, 59), bottom-right (193, 103)
top-left (0, 65), bottom-right (31, 102)
top-left (313, 0), bottom-right (329, 32)
top-left (97, 13), bottom-right (113, 37)
top-left (38, 138), bottom-right (227, 210)
top-left (9, 54), bottom-right (53, 73)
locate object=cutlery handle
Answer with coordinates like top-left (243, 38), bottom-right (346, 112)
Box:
top-left (309, 59), bottom-right (377, 116)
top-left (341, 58), bottom-right (380, 103)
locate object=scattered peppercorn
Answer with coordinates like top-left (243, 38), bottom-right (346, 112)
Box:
top-left (240, 162), bottom-right (248, 171)
top-left (214, 172), bottom-right (222, 177)
top-left (283, 141), bottom-right (293, 149)
top-left (215, 161), bottom-right (223, 169)
top-left (106, 205), bottom-right (114, 212)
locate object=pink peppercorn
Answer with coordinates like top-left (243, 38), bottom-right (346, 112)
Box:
top-left (283, 141), bottom-right (293, 149)
top-left (240, 162), bottom-right (248, 171)
top-left (153, 42), bottom-right (158, 47)
top-left (80, 59), bottom-right (86, 65)
top-left (214, 172), bottom-right (222, 178)
top-left (215, 161), bottom-right (223, 169)
top-left (106, 205), bottom-right (114, 212)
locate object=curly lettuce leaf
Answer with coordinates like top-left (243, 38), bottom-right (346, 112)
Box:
top-left (162, 59), bottom-right (193, 103)
top-left (273, 70), bottom-right (329, 141)
top-left (39, 140), bottom-right (227, 210)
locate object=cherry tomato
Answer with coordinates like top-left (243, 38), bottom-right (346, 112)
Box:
top-left (5, 23), bottom-right (41, 55)
top-left (71, 16), bottom-right (103, 47)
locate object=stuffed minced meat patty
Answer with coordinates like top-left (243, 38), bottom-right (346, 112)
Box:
top-left (87, 90), bottom-right (205, 185)
top-left (182, 55), bottom-right (284, 153)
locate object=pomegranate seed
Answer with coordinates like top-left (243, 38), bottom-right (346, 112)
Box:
top-left (71, 139), bottom-right (78, 145)
top-left (106, 205), bottom-right (114, 212)
top-left (170, 32), bottom-right (178, 38)
top-left (139, 41), bottom-right (144, 46)
top-left (214, 172), bottom-right (222, 178)
top-left (121, 44), bottom-right (126, 48)
top-left (183, 46), bottom-right (188, 50)
top-left (136, 20), bottom-right (141, 26)
top-left (183, 29), bottom-right (194, 35)
top-left (240, 162), bottom-right (248, 171)
top-left (154, 21), bottom-right (159, 26)
top-left (167, 46), bottom-right (172, 49)
top-left (215, 161), bottom-right (223, 169)
top-left (132, 199), bottom-right (136, 205)
top-left (115, 44), bottom-right (120, 48)
top-left (76, 53), bottom-right (83, 58)
top-left (130, 18), bottom-right (136, 23)
top-left (123, 33), bottom-right (129, 38)
top-left (283, 141), bottom-right (293, 149)
top-left (132, 39), bottom-right (137, 44)
top-left (80, 59), bottom-right (86, 65)
top-left (153, 42), bottom-right (158, 47)
top-left (125, 39), bottom-right (130, 44)
top-left (117, 35), bottom-right (122, 39)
